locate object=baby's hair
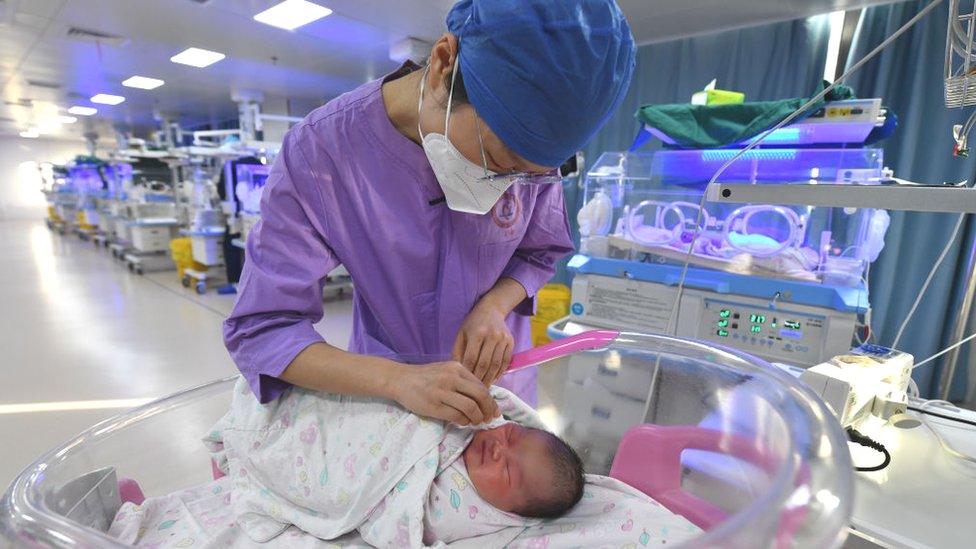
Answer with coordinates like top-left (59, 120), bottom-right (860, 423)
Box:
top-left (517, 429), bottom-right (585, 519)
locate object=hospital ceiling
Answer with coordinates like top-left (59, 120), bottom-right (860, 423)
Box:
top-left (0, 0), bottom-right (906, 142)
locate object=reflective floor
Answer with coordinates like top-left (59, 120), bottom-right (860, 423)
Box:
top-left (0, 219), bottom-right (354, 487)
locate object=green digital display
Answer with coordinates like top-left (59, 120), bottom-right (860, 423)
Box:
top-left (750, 314), bottom-right (767, 324)
top-left (719, 309), bottom-right (732, 319)
top-left (717, 319), bottom-right (729, 328)
top-left (717, 329), bottom-right (730, 337)
top-left (750, 326), bottom-right (762, 334)
top-left (785, 320), bottom-right (802, 330)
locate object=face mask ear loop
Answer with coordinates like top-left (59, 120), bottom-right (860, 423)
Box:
top-left (417, 66), bottom-right (429, 140)
top-left (474, 115), bottom-right (490, 178)
top-left (444, 55), bottom-right (460, 141)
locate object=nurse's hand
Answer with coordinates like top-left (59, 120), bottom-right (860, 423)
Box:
top-left (453, 300), bottom-right (515, 386)
top-left (392, 361), bottom-right (500, 426)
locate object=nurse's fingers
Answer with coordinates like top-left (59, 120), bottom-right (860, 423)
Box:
top-left (440, 390), bottom-right (486, 425)
top-left (474, 339), bottom-right (495, 383)
top-left (485, 342), bottom-right (508, 384)
top-left (454, 371), bottom-right (500, 419)
top-left (462, 335), bottom-right (483, 372)
top-left (452, 332), bottom-right (466, 362)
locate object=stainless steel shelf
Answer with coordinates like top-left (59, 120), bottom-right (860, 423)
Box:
top-left (706, 183), bottom-right (976, 213)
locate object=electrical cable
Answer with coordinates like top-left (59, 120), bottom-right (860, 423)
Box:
top-left (908, 404), bottom-right (976, 428)
top-left (912, 399), bottom-right (976, 464)
top-left (846, 427), bottom-right (892, 472)
top-left (665, 0), bottom-right (944, 334)
top-left (891, 212), bottom-right (967, 349)
top-left (912, 330), bottom-right (976, 370)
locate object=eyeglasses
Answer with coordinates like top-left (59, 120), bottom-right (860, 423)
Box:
top-left (473, 115), bottom-right (563, 186)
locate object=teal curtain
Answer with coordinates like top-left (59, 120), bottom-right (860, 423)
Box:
top-left (555, 15), bottom-right (832, 280)
top-left (843, 0), bottom-right (976, 400)
top-left (582, 17), bottom-right (832, 164)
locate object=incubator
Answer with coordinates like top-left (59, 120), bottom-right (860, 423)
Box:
top-left (1, 332), bottom-right (853, 548)
top-left (569, 151), bottom-right (889, 367)
top-left (96, 163), bottom-right (134, 244)
top-left (42, 166), bottom-right (77, 234)
top-left (578, 151), bottom-right (889, 287)
top-left (68, 162), bottom-right (106, 234)
top-left (233, 163), bottom-right (270, 242)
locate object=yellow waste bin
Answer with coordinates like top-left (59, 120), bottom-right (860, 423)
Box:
top-left (531, 283), bottom-right (571, 347)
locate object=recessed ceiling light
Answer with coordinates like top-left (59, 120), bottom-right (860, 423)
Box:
top-left (122, 75), bottom-right (165, 90)
top-left (58, 115), bottom-right (78, 124)
top-left (36, 120), bottom-right (60, 134)
top-left (253, 0), bottom-right (332, 30)
top-left (68, 106), bottom-right (97, 116)
top-left (20, 129), bottom-right (39, 139)
top-left (90, 93), bottom-right (125, 105)
top-left (170, 47), bottom-right (225, 68)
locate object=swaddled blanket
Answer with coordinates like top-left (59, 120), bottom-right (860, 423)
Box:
top-left (195, 378), bottom-right (701, 549)
top-left (206, 378), bottom-right (542, 547)
top-left (110, 377), bottom-right (701, 548)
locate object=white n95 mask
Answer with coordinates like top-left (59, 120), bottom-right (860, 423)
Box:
top-left (417, 62), bottom-right (514, 215)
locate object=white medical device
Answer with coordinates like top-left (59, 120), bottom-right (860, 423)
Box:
top-left (800, 344), bottom-right (913, 429)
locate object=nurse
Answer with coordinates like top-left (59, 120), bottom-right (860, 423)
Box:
top-left (223, 0), bottom-right (635, 425)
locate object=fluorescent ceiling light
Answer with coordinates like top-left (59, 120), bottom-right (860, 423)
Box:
top-left (122, 75), bottom-right (165, 90)
top-left (253, 0), bottom-right (332, 30)
top-left (35, 120), bottom-right (60, 134)
top-left (170, 47), bottom-right (225, 68)
top-left (58, 115), bottom-right (78, 123)
top-left (19, 129), bottom-right (39, 139)
top-left (90, 93), bottom-right (125, 105)
top-left (68, 106), bottom-right (97, 116)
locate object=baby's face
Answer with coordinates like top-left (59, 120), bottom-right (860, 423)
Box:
top-left (462, 423), bottom-right (555, 514)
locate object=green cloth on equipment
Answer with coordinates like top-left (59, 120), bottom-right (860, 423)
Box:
top-left (636, 82), bottom-right (855, 149)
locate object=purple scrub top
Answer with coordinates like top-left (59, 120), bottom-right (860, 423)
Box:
top-left (223, 65), bottom-right (575, 404)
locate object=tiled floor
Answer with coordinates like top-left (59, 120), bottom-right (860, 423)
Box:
top-left (0, 219), bottom-right (353, 488)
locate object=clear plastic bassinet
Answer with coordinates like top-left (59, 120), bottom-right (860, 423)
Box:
top-left (1, 332), bottom-right (853, 548)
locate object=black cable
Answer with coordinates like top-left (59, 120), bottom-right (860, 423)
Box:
top-left (908, 405), bottom-right (976, 428)
top-left (846, 428), bottom-right (891, 472)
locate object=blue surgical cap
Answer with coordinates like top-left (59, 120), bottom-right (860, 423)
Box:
top-left (446, 0), bottom-right (636, 168)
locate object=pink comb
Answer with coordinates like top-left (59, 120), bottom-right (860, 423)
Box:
top-left (507, 330), bottom-right (620, 373)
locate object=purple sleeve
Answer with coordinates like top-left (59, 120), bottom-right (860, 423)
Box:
top-left (222, 129), bottom-right (340, 403)
top-left (502, 183), bottom-right (575, 316)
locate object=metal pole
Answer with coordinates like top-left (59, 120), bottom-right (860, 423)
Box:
top-left (939, 225), bottom-right (976, 400)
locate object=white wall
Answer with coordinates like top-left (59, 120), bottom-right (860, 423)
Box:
top-left (0, 136), bottom-right (89, 221)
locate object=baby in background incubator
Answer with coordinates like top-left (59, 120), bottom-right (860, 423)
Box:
top-left (579, 189), bottom-right (888, 285)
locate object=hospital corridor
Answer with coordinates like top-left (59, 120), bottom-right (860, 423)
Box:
top-left (0, 218), bottom-right (354, 484)
top-left (4, 1), bottom-right (976, 548)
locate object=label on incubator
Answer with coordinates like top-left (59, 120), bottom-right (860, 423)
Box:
top-left (578, 276), bottom-right (673, 332)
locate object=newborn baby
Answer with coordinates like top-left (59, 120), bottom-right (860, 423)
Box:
top-left (462, 422), bottom-right (584, 518)
top-left (423, 421), bottom-right (584, 544)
